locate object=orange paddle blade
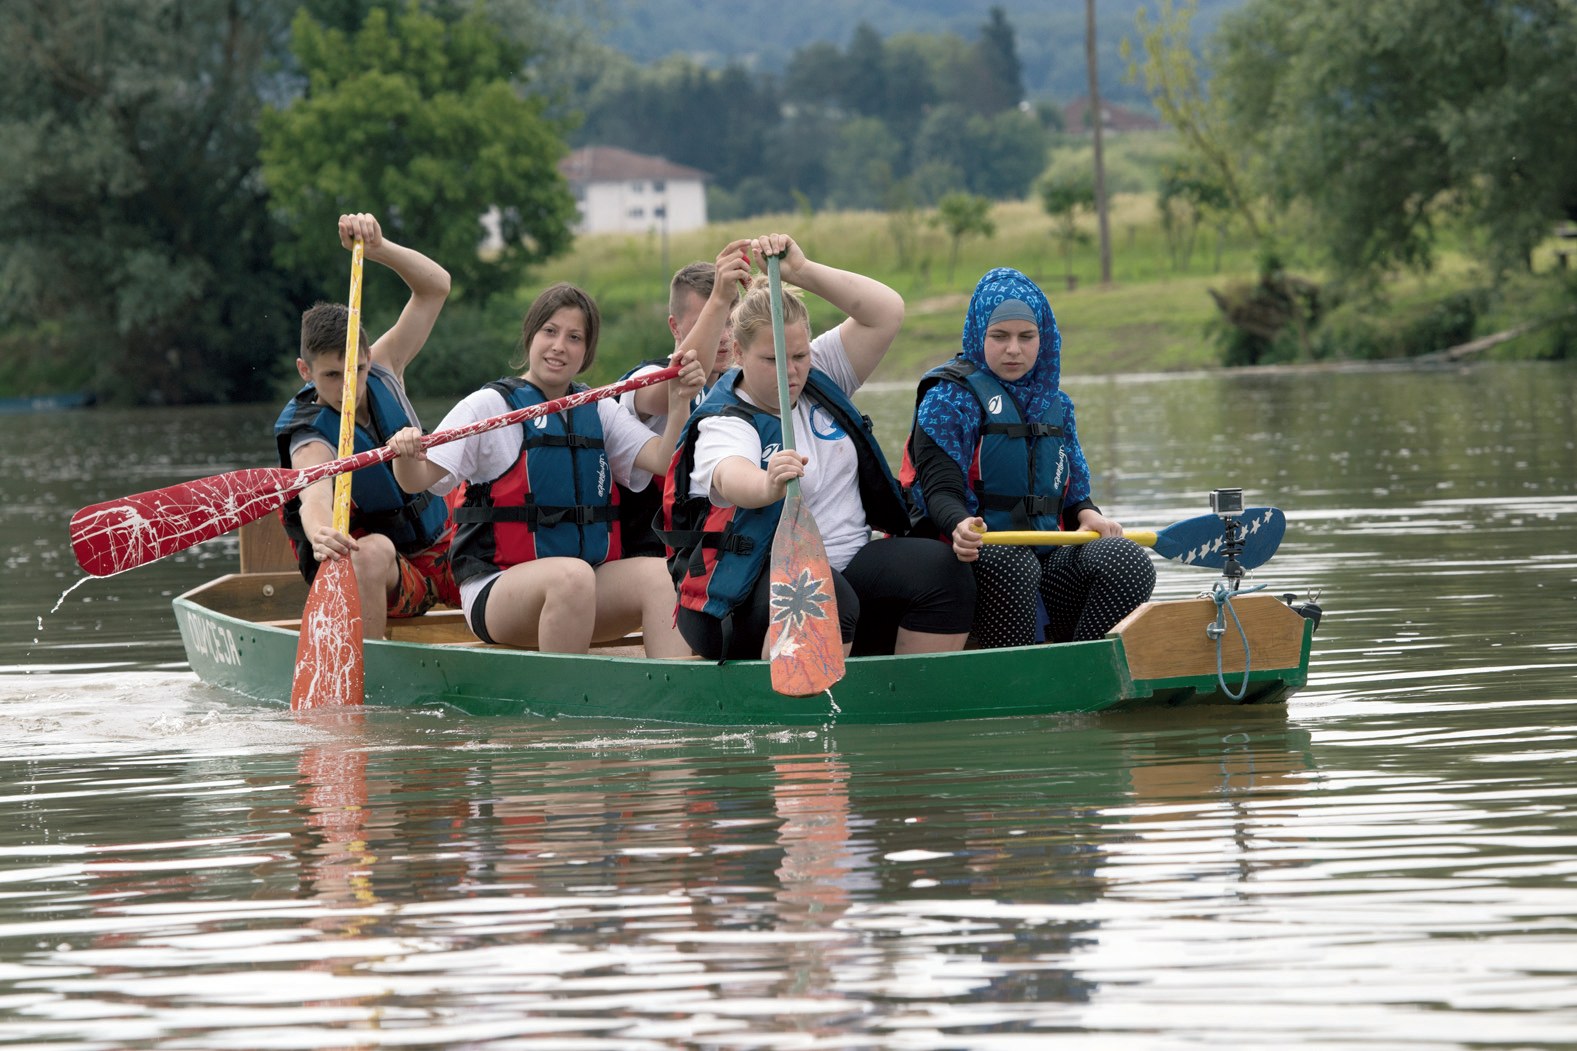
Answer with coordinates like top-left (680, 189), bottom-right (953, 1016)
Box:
top-left (290, 544), bottom-right (365, 710)
top-left (767, 493), bottom-right (845, 696)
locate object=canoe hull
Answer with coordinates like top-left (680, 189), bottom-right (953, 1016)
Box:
top-left (174, 571), bottom-right (1313, 725)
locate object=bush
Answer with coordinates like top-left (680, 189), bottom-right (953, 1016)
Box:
top-left (1309, 289), bottom-right (1488, 361)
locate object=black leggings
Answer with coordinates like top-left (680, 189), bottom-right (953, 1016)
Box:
top-left (970, 538), bottom-right (1156, 648)
top-left (677, 536), bottom-right (975, 660)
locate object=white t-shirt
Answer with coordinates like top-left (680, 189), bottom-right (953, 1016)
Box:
top-left (424, 385), bottom-right (663, 613)
top-left (618, 362), bottom-right (673, 437)
top-left (618, 360), bottom-right (710, 439)
top-left (688, 327), bottom-right (870, 571)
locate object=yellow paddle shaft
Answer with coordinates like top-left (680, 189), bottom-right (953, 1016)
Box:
top-left (980, 528), bottom-right (1159, 547)
top-left (330, 239), bottom-right (365, 534)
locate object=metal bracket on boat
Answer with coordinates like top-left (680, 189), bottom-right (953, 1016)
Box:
top-left (1209, 487), bottom-right (1248, 592)
top-left (1281, 589), bottom-right (1324, 633)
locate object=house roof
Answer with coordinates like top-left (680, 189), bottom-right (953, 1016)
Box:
top-left (558, 146), bottom-right (710, 184)
top-left (1062, 97), bottom-right (1163, 133)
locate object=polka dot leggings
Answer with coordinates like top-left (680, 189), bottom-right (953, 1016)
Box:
top-left (970, 537), bottom-right (1157, 648)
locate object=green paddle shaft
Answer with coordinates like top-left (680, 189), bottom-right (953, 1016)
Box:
top-left (767, 254), bottom-right (800, 498)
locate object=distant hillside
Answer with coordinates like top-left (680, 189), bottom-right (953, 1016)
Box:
top-left (589, 0), bottom-right (1247, 106)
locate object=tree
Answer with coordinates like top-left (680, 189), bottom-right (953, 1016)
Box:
top-left (972, 6), bottom-right (1025, 115)
top-left (1039, 172), bottom-right (1095, 287)
top-left (932, 193), bottom-right (996, 282)
top-left (1157, 159), bottom-right (1231, 272)
top-left (0, 0), bottom-right (300, 403)
top-left (913, 106), bottom-right (1048, 202)
top-left (1125, 0), bottom-right (1267, 242)
top-left (826, 119), bottom-right (902, 212)
top-left (1212, 0), bottom-right (1577, 279)
top-left (261, 2), bottom-right (578, 303)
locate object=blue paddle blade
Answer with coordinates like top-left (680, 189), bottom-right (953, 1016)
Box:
top-left (1152, 507), bottom-right (1286, 570)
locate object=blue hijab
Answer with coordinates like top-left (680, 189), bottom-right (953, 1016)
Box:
top-left (915, 267), bottom-right (1091, 507)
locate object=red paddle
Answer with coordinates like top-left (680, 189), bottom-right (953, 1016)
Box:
top-left (764, 254), bottom-right (845, 697)
top-left (69, 365), bottom-right (683, 578)
top-left (292, 240), bottom-right (367, 710)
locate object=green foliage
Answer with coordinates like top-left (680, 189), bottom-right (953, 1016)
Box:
top-left (576, 54), bottom-right (782, 203)
top-left (593, 0), bottom-right (1245, 105)
top-left (1157, 157), bottom-right (1231, 272)
top-left (1040, 138), bottom-right (1167, 197)
top-left (261, 2), bottom-right (578, 303)
top-left (575, 9), bottom-right (1053, 217)
top-left (1125, 0), bottom-right (1267, 242)
top-left (1213, 0), bottom-right (1577, 281)
top-left (1310, 291), bottom-right (1486, 362)
top-left (0, 0), bottom-right (301, 404)
top-left (1206, 258), bottom-right (1322, 365)
top-left (1037, 171), bottom-right (1095, 282)
top-left (932, 193), bottom-right (996, 282)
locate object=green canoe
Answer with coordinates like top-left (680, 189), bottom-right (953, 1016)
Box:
top-left (174, 566), bottom-right (1318, 725)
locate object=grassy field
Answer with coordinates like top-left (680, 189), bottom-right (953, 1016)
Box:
top-left (553, 194), bottom-right (1277, 386)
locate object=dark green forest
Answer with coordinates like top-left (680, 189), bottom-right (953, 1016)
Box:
top-left (590, 0), bottom-right (1245, 103)
top-left (2, 0), bottom-right (1574, 405)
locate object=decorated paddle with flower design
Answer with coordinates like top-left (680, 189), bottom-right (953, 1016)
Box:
top-left (292, 239), bottom-right (367, 710)
top-left (765, 254), bottom-right (845, 696)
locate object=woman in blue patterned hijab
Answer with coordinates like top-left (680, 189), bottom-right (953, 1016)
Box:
top-left (905, 267), bottom-right (1154, 647)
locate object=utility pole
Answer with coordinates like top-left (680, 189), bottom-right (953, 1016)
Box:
top-left (1086, 0), bottom-right (1113, 286)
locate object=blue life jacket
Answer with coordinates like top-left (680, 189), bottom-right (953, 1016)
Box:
top-left (901, 358), bottom-right (1070, 533)
top-left (450, 377), bottom-right (620, 584)
top-left (660, 367), bottom-right (909, 620)
top-left (274, 369), bottom-right (449, 582)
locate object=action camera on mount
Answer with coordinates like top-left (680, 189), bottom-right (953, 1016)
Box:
top-left (1209, 487), bottom-right (1244, 519)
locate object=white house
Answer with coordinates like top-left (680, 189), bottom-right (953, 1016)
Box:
top-left (557, 146), bottom-right (709, 236)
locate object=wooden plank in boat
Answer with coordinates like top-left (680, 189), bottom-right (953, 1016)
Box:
top-left (1113, 593), bottom-right (1306, 681)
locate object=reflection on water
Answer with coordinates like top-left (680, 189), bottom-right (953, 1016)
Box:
top-left (4, 362), bottom-right (1577, 1046)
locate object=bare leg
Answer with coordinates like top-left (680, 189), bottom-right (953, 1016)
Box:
top-left (348, 533), bottom-right (399, 640)
top-left (894, 628), bottom-right (969, 655)
top-left (477, 558), bottom-right (598, 652)
top-left (592, 557), bottom-right (691, 659)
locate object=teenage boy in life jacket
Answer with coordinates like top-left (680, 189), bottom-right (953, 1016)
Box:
top-left (614, 239), bottom-right (751, 557)
top-left (273, 213), bottom-right (459, 641)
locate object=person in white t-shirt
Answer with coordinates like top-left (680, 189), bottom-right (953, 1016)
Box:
top-left (663, 233), bottom-right (976, 661)
top-left (386, 281), bottom-right (724, 657)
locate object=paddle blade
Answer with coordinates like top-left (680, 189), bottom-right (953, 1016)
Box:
top-left (767, 493), bottom-right (845, 696)
top-left (291, 557), bottom-right (365, 710)
top-left (1153, 507), bottom-right (1286, 570)
top-left (70, 468), bottom-right (301, 577)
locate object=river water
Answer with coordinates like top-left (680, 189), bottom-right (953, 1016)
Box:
top-left (4, 361), bottom-right (1576, 1049)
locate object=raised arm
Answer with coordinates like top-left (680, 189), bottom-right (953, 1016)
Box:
top-left (633, 350), bottom-right (707, 476)
top-left (338, 213), bottom-right (452, 381)
top-left (631, 238), bottom-right (751, 418)
top-left (750, 232), bottom-right (905, 384)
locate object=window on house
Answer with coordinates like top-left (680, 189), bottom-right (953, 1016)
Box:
top-left (630, 180), bottom-right (645, 193)
top-left (652, 180), bottom-right (666, 193)
top-left (628, 207), bottom-right (645, 219)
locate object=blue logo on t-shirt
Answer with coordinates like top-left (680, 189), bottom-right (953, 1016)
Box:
top-left (809, 404), bottom-right (847, 440)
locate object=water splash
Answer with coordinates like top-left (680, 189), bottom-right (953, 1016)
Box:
top-left (41, 575), bottom-right (94, 626)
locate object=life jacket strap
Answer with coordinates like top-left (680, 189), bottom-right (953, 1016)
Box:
top-left (980, 421), bottom-right (1063, 438)
top-left (455, 501), bottom-right (617, 529)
